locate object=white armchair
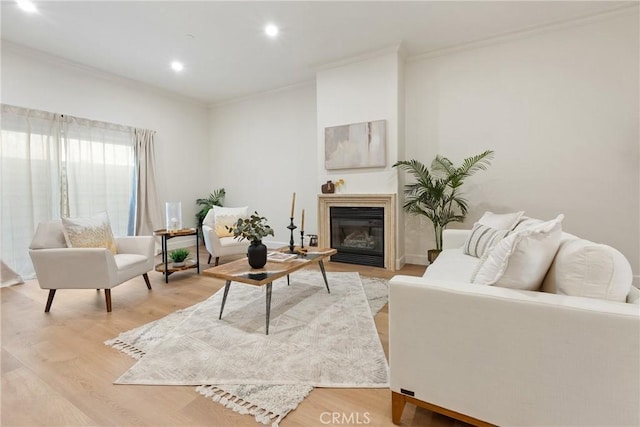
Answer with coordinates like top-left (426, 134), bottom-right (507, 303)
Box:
top-left (29, 220), bottom-right (155, 312)
top-left (202, 206), bottom-right (250, 266)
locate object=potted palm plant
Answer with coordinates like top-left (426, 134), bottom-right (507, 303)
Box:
top-left (393, 150), bottom-right (494, 263)
top-left (228, 211), bottom-right (274, 269)
top-left (195, 188), bottom-right (226, 231)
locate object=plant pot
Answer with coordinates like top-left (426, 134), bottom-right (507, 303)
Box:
top-left (172, 261), bottom-right (186, 268)
top-left (247, 240), bottom-right (268, 269)
top-left (427, 249), bottom-right (441, 265)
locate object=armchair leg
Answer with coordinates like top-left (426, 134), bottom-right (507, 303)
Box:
top-left (207, 254), bottom-right (212, 264)
top-left (215, 257), bottom-right (220, 266)
top-left (105, 289), bottom-right (112, 312)
top-left (44, 289), bottom-right (56, 312)
top-left (143, 273), bottom-right (152, 290)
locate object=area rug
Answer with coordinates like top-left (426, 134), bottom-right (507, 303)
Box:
top-left (106, 271), bottom-right (389, 426)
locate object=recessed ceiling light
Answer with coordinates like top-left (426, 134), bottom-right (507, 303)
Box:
top-left (171, 61), bottom-right (184, 72)
top-left (264, 24), bottom-right (279, 38)
top-left (16, 0), bottom-right (38, 13)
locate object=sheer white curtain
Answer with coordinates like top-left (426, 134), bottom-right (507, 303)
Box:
top-left (1, 105), bottom-right (62, 283)
top-left (0, 105), bottom-right (158, 281)
top-left (63, 116), bottom-right (135, 236)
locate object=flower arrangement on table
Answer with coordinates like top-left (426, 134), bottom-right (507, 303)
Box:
top-left (227, 212), bottom-right (274, 243)
top-left (227, 211), bottom-right (274, 269)
top-left (335, 179), bottom-right (345, 192)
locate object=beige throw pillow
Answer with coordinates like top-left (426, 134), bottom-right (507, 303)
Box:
top-left (61, 211), bottom-right (117, 254)
top-left (212, 206), bottom-right (249, 238)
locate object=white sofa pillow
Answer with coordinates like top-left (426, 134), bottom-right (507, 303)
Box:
top-left (478, 211), bottom-right (524, 230)
top-left (542, 238), bottom-right (632, 302)
top-left (513, 216), bottom-right (545, 231)
top-left (473, 214), bottom-right (564, 290)
top-left (463, 223), bottom-right (512, 258)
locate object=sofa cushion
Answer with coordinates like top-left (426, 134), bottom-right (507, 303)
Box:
top-left (463, 223), bottom-right (512, 258)
top-left (423, 248), bottom-right (479, 283)
top-left (541, 238), bottom-right (632, 303)
top-left (61, 211), bottom-right (117, 254)
top-left (478, 210), bottom-right (524, 230)
top-left (473, 214), bottom-right (563, 290)
top-left (114, 253), bottom-right (148, 270)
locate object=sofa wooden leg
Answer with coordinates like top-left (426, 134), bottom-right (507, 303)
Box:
top-left (105, 289), bottom-right (112, 312)
top-left (143, 273), bottom-right (152, 290)
top-left (214, 257), bottom-right (219, 266)
top-left (392, 391), bottom-right (406, 424)
top-left (44, 289), bottom-right (56, 312)
top-left (207, 254), bottom-right (212, 264)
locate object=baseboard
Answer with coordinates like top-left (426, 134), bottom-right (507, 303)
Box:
top-left (265, 240), bottom-right (288, 249)
top-left (165, 236), bottom-right (198, 252)
top-left (404, 254), bottom-right (428, 266)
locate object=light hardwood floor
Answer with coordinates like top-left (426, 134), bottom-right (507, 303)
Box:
top-left (1, 245), bottom-right (461, 427)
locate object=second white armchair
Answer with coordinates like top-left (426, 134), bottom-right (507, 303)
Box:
top-left (202, 206), bottom-right (251, 266)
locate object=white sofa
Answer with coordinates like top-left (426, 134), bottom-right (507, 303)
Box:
top-left (389, 228), bottom-right (640, 426)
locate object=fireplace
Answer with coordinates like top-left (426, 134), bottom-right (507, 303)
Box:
top-left (330, 207), bottom-right (384, 267)
top-left (318, 194), bottom-right (396, 271)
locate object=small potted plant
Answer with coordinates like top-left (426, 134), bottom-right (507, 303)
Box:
top-left (228, 211), bottom-right (274, 269)
top-left (169, 248), bottom-right (190, 267)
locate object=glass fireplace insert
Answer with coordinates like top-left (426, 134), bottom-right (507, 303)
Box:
top-left (329, 206), bottom-right (384, 267)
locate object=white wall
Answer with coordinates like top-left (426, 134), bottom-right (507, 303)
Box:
top-left (316, 51), bottom-right (401, 195)
top-left (1, 43), bottom-right (211, 233)
top-left (404, 10), bottom-right (640, 282)
top-left (316, 50), bottom-right (404, 267)
top-left (208, 83), bottom-right (317, 246)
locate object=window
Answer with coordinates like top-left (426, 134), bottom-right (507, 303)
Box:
top-left (1, 105), bottom-right (135, 280)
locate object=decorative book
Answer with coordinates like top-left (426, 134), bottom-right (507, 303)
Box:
top-left (267, 251), bottom-right (297, 263)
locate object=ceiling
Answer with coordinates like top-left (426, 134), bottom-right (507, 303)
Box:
top-left (1, 1), bottom-right (635, 105)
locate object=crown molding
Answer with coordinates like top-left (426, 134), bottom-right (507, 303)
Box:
top-left (314, 43), bottom-right (404, 72)
top-left (208, 79), bottom-right (316, 109)
top-left (1, 40), bottom-right (208, 108)
top-left (407, 3), bottom-right (639, 63)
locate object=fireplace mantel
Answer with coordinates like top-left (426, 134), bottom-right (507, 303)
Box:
top-left (318, 194), bottom-right (396, 271)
